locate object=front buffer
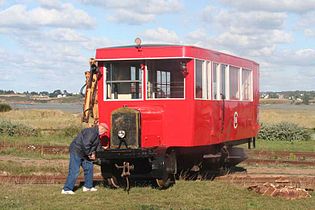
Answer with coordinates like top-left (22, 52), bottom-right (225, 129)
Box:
top-left (96, 107), bottom-right (176, 190)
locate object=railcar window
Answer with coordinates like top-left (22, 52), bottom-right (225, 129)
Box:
top-left (242, 69), bottom-right (252, 100)
top-left (220, 64), bottom-right (227, 99)
top-left (195, 60), bottom-right (210, 99)
top-left (229, 66), bottom-right (240, 100)
top-left (104, 61), bottom-right (143, 100)
top-left (195, 60), bottom-right (203, 98)
top-left (206, 61), bottom-right (211, 99)
top-left (212, 63), bottom-right (219, 99)
top-left (147, 60), bottom-right (184, 99)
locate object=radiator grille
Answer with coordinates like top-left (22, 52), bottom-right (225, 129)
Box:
top-left (111, 107), bottom-right (140, 149)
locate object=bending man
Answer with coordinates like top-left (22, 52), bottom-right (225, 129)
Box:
top-left (62, 123), bottom-right (108, 194)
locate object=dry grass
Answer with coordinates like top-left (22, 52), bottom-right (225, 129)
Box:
top-left (260, 99), bottom-right (290, 104)
top-left (0, 181), bottom-right (314, 210)
top-left (260, 109), bottom-right (315, 129)
top-left (0, 109), bottom-right (81, 129)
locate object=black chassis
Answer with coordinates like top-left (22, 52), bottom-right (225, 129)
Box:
top-left (95, 147), bottom-right (169, 180)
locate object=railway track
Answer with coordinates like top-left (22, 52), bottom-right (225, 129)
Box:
top-left (247, 150), bottom-right (315, 159)
top-left (0, 144), bottom-right (68, 154)
top-left (217, 174), bottom-right (315, 189)
top-left (0, 175), bottom-right (103, 184)
top-left (0, 174), bottom-right (314, 190)
top-left (243, 159), bottom-right (315, 166)
top-left (1, 143), bottom-right (314, 157)
top-left (1, 144), bottom-right (314, 166)
top-left (1, 144), bottom-right (314, 194)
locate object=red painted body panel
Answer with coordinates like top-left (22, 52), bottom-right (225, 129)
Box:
top-left (96, 45), bottom-right (259, 148)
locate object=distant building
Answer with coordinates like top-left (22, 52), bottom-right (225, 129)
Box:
top-left (57, 94), bottom-right (67, 98)
top-left (30, 95), bottom-right (50, 101)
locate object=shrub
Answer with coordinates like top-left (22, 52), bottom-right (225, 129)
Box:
top-left (0, 103), bottom-right (12, 112)
top-left (0, 120), bottom-right (39, 136)
top-left (56, 125), bottom-right (82, 137)
top-left (258, 122), bottom-right (311, 141)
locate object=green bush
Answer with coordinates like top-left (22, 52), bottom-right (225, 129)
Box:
top-left (56, 125), bottom-right (82, 137)
top-left (258, 122), bottom-right (311, 141)
top-left (0, 120), bottom-right (39, 137)
top-left (0, 103), bottom-right (12, 112)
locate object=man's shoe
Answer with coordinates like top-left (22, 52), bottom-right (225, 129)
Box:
top-left (61, 189), bottom-right (75, 194)
top-left (83, 186), bottom-right (98, 192)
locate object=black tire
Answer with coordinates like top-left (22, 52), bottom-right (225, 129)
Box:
top-left (155, 151), bottom-right (177, 190)
top-left (107, 176), bottom-right (120, 189)
top-left (101, 162), bottom-right (122, 189)
top-left (155, 174), bottom-right (175, 190)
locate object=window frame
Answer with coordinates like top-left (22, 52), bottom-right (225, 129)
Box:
top-left (194, 59), bottom-right (212, 100)
top-left (229, 65), bottom-right (241, 100)
top-left (241, 68), bottom-right (253, 101)
top-left (103, 61), bottom-right (144, 101)
top-left (211, 62), bottom-right (253, 102)
top-left (145, 59), bottom-right (186, 100)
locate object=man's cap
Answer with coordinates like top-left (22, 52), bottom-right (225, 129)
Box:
top-left (98, 123), bottom-right (109, 130)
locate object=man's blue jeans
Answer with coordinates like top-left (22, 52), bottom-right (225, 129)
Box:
top-left (63, 151), bottom-right (93, 191)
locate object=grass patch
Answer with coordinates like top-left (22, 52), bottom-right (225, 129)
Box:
top-left (260, 99), bottom-right (290, 104)
top-left (0, 160), bottom-right (67, 176)
top-left (0, 147), bottom-right (68, 160)
top-left (1, 134), bottom-right (73, 146)
top-left (0, 103), bottom-right (12, 112)
top-left (0, 120), bottom-right (39, 137)
top-left (258, 122), bottom-right (311, 141)
top-left (0, 109), bottom-right (81, 129)
top-left (0, 181), bottom-right (314, 209)
top-left (260, 108), bottom-right (315, 129)
top-left (53, 125), bottom-right (82, 138)
top-left (249, 139), bottom-right (315, 152)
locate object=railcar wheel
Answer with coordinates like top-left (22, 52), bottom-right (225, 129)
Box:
top-left (107, 176), bottom-right (120, 189)
top-left (155, 151), bottom-right (177, 190)
top-left (101, 162), bottom-right (123, 189)
top-left (155, 175), bottom-right (175, 189)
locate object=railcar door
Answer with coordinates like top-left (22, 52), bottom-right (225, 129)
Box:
top-left (214, 63), bottom-right (227, 142)
top-left (206, 62), bottom-right (224, 144)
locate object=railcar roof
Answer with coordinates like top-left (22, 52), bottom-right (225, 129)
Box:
top-left (97, 44), bottom-right (183, 49)
top-left (95, 44), bottom-right (258, 65)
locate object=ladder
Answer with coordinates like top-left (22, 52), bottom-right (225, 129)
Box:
top-left (82, 58), bottom-right (99, 126)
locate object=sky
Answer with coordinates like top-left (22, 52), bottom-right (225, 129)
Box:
top-left (0, 0), bottom-right (314, 93)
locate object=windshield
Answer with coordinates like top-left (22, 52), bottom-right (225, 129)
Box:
top-left (104, 59), bottom-right (186, 100)
top-left (105, 61), bottom-right (143, 100)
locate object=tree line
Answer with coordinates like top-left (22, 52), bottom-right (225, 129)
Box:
top-left (0, 89), bottom-right (73, 98)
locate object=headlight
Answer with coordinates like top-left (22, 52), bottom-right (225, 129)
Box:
top-left (118, 130), bottom-right (126, 139)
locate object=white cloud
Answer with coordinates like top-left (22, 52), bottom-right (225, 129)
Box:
top-left (141, 27), bottom-right (180, 44)
top-left (44, 28), bottom-right (111, 50)
top-left (185, 29), bottom-right (211, 47)
top-left (0, 41), bottom-right (88, 92)
top-left (304, 29), bottom-right (315, 38)
top-left (273, 49), bottom-right (315, 66)
top-left (80, 0), bottom-right (182, 13)
top-left (0, 27), bottom-right (118, 91)
top-left (36, 0), bottom-right (63, 9)
top-left (48, 28), bottom-right (87, 42)
top-left (203, 8), bottom-right (287, 32)
top-left (108, 10), bottom-right (155, 24)
top-left (259, 48), bottom-right (315, 91)
top-left (80, 0), bottom-right (182, 24)
top-left (200, 6), bottom-right (293, 57)
top-left (0, 4), bottom-right (94, 29)
top-left (194, 3), bottom-right (315, 91)
top-left (219, 0), bottom-right (315, 13)
top-left (298, 11), bottom-right (315, 28)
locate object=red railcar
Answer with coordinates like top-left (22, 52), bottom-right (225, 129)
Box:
top-left (93, 44), bottom-right (259, 188)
